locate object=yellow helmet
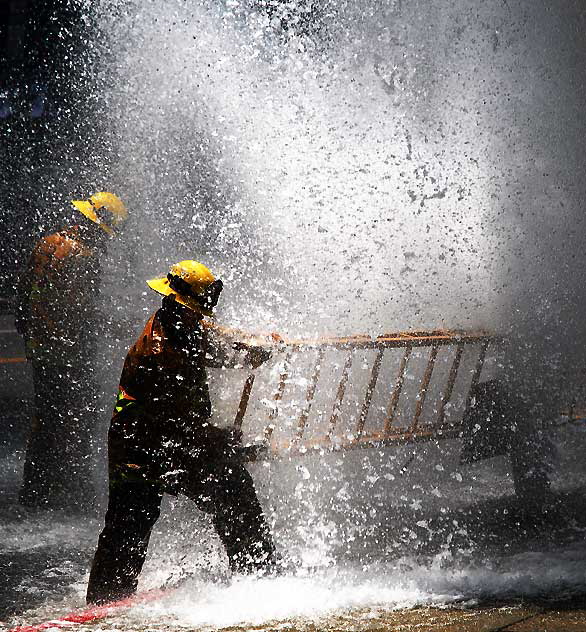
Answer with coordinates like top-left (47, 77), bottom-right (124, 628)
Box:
top-left (71, 192), bottom-right (127, 236)
top-left (147, 260), bottom-right (223, 317)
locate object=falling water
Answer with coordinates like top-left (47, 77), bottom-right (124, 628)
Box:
top-left (97, 0), bottom-right (514, 334)
top-left (4, 0), bottom-right (586, 628)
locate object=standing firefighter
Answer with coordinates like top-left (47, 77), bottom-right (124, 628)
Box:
top-left (16, 192), bottom-right (127, 510)
top-left (87, 260), bottom-right (277, 605)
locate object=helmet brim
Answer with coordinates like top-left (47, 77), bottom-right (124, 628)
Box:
top-left (71, 200), bottom-right (115, 236)
top-left (72, 200), bottom-right (96, 222)
top-left (146, 277), bottom-right (214, 317)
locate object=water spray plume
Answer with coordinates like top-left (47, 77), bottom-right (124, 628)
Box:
top-left (3, 0), bottom-right (586, 628)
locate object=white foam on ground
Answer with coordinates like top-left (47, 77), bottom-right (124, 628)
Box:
top-left (125, 544), bottom-right (586, 629)
top-left (9, 540), bottom-right (586, 631)
top-left (5, 505), bottom-right (586, 631)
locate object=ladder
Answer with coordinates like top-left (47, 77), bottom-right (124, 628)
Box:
top-left (209, 328), bottom-right (493, 459)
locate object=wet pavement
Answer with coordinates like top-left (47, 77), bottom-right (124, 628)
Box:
top-left (6, 598), bottom-right (586, 631)
top-left (276, 604), bottom-right (586, 631)
top-left (2, 476), bottom-right (586, 630)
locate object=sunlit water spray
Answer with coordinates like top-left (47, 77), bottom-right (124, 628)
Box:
top-left (94, 0), bottom-right (586, 611)
top-left (96, 0), bottom-right (516, 337)
top-left (7, 0), bottom-right (585, 627)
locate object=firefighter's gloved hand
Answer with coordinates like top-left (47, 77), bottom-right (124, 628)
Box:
top-left (245, 346), bottom-right (272, 369)
top-left (202, 425), bottom-right (244, 463)
top-left (221, 426), bottom-right (243, 449)
top-left (223, 427), bottom-right (244, 462)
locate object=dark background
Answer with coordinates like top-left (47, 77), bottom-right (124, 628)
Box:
top-left (0, 0), bottom-right (106, 303)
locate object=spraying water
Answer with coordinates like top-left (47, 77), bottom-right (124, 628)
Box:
top-left (96, 0), bottom-right (586, 354)
top-left (3, 0), bottom-right (586, 628)
top-left (97, 0), bottom-right (513, 335)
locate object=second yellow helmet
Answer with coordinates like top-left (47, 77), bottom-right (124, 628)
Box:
top-left (72, 192), bottom-right (127, 236)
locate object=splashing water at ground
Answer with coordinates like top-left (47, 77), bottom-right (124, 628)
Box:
top-left (3, 0), bottom-right (586, 628)
top-left (4, 426), bottom-right (586, 628)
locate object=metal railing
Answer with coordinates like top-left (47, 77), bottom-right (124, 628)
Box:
top-left (3, 318), bottom-right (583, 458)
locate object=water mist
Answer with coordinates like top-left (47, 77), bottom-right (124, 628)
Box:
top-left (35, 0), bottom-right (586, 625)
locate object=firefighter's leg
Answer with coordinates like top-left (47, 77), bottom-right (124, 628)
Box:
top-left (86, 476), bottom-right (163, 604)
top-left (59, 356), bottom-right (99, 509)
top-left (19, 359), bottom-right (63, 506)
top-left (20, 357), bottom-right (96, 509)
top-left (183, 463), bottom-right (277, 574)
top-left (19, 412), bottom-right (56, 506)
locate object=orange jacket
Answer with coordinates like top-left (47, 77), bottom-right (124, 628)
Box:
top-left (16, 227), bottom-right (100, 359)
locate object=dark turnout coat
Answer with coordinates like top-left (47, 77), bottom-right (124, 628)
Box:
top-left (16, 226), bottom-right (107, 509)
top-left (15, 226), bottom-right (100, 361)
top-left (109, 307), bottom-right (239, 480)
top-left (87, 303), bottom-right (278, 604)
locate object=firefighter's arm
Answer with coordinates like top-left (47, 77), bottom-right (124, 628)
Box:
top-left (235, 337), bottom-right (281, 369)
top-left (39, 254), bottom-right (94, 339)
top-left (203, 322), bottom-right (280, 369)
top-left (40, 247), bottom-right (96, 320)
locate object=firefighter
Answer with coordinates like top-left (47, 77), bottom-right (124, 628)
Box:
top-left (16, 192), bottom-right (127, 510)
top-left (86, 260), bottom-right (277, 605)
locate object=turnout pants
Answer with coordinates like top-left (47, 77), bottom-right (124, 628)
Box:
top-left (86, 456), bottom-right (276, 605)
top-left (19, 356), bottom-right (98, 510)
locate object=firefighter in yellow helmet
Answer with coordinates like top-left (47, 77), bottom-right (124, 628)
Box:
top-left (86, 260), bottom-right (277, 604)
top-left (16, 192), bottom-right (127, 510)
